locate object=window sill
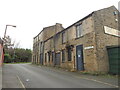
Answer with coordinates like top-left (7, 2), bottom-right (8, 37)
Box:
top-left (62, 42), bottom-right (66, 44)
top-left (75, 36), bottom-right (84, 40)
top-left (68, 60), bottom-right (72, 62)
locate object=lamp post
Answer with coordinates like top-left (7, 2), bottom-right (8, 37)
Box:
top-left (4, 25), bottom-right (16, 39)
top-left (3, 25), bottom-right (16, 47)
top-left (3, 25), bottom-right (16, 63)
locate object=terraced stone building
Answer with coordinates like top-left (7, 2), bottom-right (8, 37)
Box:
top-left (32, 6), bottom-right (120, 74)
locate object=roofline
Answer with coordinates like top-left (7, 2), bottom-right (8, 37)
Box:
top-left (33, 5), bottom-right (117, 42)
top-left (44, 12), bottom-right (94, 42)
top-left (65, 12), bottom-right (94, 30)
top-left (34, 25), bottom-right (56, 39)
top-left (34, 23), bottom-right (63, 39)
top-left (34, 12), bottom-right (94, 40)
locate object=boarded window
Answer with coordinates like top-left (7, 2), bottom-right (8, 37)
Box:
top-left (76, 24), bottom-right (82, 38)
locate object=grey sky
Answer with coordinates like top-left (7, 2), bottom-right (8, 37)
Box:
top-left (0, 0), bottom-right (119, 49)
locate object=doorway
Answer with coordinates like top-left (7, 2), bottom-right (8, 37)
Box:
top-left (76, 45), bottom-right (84, 71)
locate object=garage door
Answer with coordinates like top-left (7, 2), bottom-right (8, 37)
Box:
top-left (107, 46), bottom-right (120, 74)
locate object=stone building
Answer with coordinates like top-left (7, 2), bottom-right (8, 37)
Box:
top-left (33, 6), bottom-right (120, 74)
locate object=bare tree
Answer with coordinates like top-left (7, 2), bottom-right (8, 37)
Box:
top-left (13, 40), bottom-right (21, 49)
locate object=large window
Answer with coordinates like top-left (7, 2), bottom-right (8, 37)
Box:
top-left (62, 32), bottom-right (66, 43)
top-left (76, 24), bottom-right (82, 38)
top-left (62, 50), bottom-right (65, 62)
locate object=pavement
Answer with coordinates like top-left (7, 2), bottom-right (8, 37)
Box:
top-left (2, 64), bottom-right (119, 88)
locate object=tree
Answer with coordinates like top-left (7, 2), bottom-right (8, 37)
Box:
top-left (4, 48), bottom-right (32, 63)
top-left (4, 54), bottom-right (11, 63)
top-left (2, 34), bottom-right (32, 63)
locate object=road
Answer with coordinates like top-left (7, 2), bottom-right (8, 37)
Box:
top-left (2, 64), bottom-right (119, 88)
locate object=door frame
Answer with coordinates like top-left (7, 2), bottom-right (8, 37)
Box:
top-left (76, 45), bottom-right (84, 71)
top-left (106, 46), bottom-right (120, 74)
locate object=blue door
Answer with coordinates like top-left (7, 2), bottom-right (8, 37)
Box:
top-left (76, 45), bottom-right (84, 71)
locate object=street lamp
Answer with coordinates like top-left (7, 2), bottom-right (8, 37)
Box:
top-left (2, 25), bottom-right (16, 63)
top-left (3, 25), bottom-right (16, 47)
top-left (4, 25), bottom-right (16, 39)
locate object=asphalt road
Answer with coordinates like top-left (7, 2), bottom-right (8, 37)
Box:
top-left (2, 64), bottom-right (119, 88)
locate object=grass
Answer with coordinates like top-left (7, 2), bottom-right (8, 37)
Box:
top-left (4, 62), bottom-right (32, 64)
top-left (78, 71), bottom-right (119, 78)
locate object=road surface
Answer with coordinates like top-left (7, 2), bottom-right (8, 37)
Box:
top-left (2, 64), bottom-right (119, 88)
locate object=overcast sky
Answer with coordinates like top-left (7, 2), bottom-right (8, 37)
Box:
top-left (0, 0), bottom-right (119, 49)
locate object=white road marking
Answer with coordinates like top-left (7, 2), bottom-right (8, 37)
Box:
top-left (16, 75), bottom-right (26, 89)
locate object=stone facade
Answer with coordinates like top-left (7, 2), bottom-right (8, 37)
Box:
top-left (32, 6), bottom-right (120, 73)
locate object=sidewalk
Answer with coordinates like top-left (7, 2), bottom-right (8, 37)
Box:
top-left (34, 64), bottom-right (119, 88)
top-left (0, 67), bottom-right (2, 90)
top-left (2, 65), bottom-right (23, 88)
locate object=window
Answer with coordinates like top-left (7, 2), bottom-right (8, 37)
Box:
top-left (76, 24), bottom-right (82, 38)
top-left (52, 52), bottom-right (54, 62)
top-left (62, 50), bottom-right (65, 62)
top-left (62, 32), bottom-right (66, 43)
top-left (40, 42), bottom-right (42, 52)
top-left (68, 48), bottom-right (71, 61)
top-left (113, 11), bottom-right (117, 15)
top-left (48, 52), bottom-right (51, 62)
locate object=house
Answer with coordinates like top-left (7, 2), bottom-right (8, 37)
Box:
top-left (32, 23), bottom-right (64, 64)
top-left (33, 6), bottom-right (120, 74)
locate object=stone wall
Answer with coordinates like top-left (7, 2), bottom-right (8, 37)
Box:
top-left (93, 6), bottom-right (120, 72)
